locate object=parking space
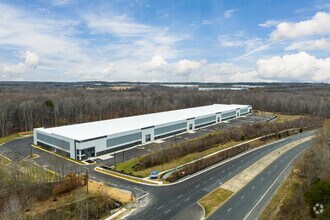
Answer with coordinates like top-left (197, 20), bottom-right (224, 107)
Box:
top-left (99, 114), bottom-right (273, 167)
top-left (0, 137), bottom-right (33, 161)
top-left (0, 114), bottom-right (273, 168)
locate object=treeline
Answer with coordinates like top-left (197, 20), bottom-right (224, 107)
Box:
top-left (261, 120), bottom-right (330, 220)
top-left (0, 159), bottom-right (118, 219)
top-left (165, 128), bottom-right (302, 182)
top-left (0, 83), bottom-right (329, 137)
top-left (135, 116), bottom-right (322, 171)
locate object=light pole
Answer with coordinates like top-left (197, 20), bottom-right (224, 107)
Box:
top-left (114, 152), bottom-right (116, 169)
top-left (85, 167), bottom-right (89, 194)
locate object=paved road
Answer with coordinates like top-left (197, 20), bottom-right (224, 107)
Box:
top-left (127, 131), bottom-right (315, 220)
top-left (0, 117), bottom-right (312, 220)
top-left (208, 138), bottom-right (312, 220)
top-left (99, 114), bottom-right (272, 166)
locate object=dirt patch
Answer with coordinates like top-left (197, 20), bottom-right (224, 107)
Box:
top-left (88, 180), bottom-right (133, 204)
top-left (27, 180), bottom-right (132, 218)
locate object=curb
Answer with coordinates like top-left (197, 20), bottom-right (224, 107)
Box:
top-left (197, 200), bottom-right (206, 220)
top-left (201, 136), bottom-right (313, 219)
top-left (94, 167), bottom-right (159, 186)
top-left (31, 144), bottom-right (88, 166)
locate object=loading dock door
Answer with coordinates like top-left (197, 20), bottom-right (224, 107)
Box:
top-left (145, 134), bottom-right (151, 142)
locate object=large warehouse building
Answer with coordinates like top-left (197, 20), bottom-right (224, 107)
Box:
top-left (33, 104), bottom-right (252, 160)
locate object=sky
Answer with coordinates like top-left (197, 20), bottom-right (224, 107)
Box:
top-left (0, 0), bottom-right (330, 83)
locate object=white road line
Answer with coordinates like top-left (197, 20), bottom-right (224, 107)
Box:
top-left (157, 205), bottom-right (164, 210)
top-left (227, 208), bottom-right (232, 212)
top-left (195, 184), bottom-right (200, 188)
top-left (243, 146), bottom-right (309, 220)
top-left (185, 198), bottom-right (190, 202)
top-left (260, 178), bottom-right (264, 181)
top-left (222, 170), bottom-right (225, 173)
top-left (177, 195), bottom-right (182, 198)
top-left (241, 196), bottom-right (245, 200)
top-left (165, 209), bottom-right (171, 214)
top-left (209, 177), bottom-right (214, 180)
top-left (252, 185), bottom-right (255, 189)
top-left (268, 171), bottom-right (271, 174)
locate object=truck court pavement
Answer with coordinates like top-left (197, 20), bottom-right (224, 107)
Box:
top-left (0, 115), bottom-right (311, 220)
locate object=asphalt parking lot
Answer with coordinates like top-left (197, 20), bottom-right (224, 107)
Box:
top-left (100, 113), bottom-right (274, 167)
top-left (0, 136), bottom-right (33, 161)
top-left (0, 113), bottom-right (274, 168)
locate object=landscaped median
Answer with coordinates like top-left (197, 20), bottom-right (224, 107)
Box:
top-left (112, 115), bottom-right (320, 182)
top-left (198, 135), bottom-right (314, 218)
top-left (199, 188), bottom-right (233, 216)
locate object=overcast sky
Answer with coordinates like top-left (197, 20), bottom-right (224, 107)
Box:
top-left (0, 0), bottom-right (330, 82)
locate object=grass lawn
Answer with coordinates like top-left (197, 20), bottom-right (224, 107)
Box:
top-left (0, 133), bottom-right (20, 144)
top-left (115, 111), bottom-right (302, 178)
top-left (20, 161), bottom-right (58, 181)
top-left (0, 131), bottom-right (33, 145)
top-left (0, 154), bottom-right (11, 165)
top-left (256, 111), bottom-right (303, 123)
top-left (199, 187), bottom-right (233, 216)
top-left (115, 141), bottom-right (240, 177)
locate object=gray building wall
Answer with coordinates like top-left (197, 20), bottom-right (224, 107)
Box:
top-left (34, 105), bottom-right (252, 160)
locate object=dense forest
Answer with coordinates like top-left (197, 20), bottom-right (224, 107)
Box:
top-left (0, 82), bottom-right (329, 137)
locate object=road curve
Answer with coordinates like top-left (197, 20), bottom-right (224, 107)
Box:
top-left (127, 131), bottom-right (315, 220)
top-left (208, 139), bottom-right (312, 220)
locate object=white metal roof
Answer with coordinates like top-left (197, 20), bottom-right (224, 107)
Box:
top-left (35, 104), bottom-right (250, 141)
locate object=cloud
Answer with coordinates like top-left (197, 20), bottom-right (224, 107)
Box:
top-left (285, 38), bottom-right (330, 51)
top-left (271, 12), bottom-right (330, 40)
top-left (259, 20), bottom-right (281, 28)
top-left (2, 51), bottom-right (39, 74)
top-left (233, 41), bottom-right (279, 62)
top-left (143, 55), bottom-right (168, 71)
top-left (52, 0), bottom-right (72, 6)
top-left (85, 14), bottom-right (152, 37)
top-left (86, 13), bottom-right (181, 59)
top-left (0, 3), bottom-right (181, 81)
top-left (175, 59), bottom-right (206, 75)
top-left (230, 71), bottom-right (263, 82)
top-left (218, 35), bottom-right (263, 50)
top-left (256, 51), bottom-right (330, 82)
top-left (223, 9), bottom-right (238, 19)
